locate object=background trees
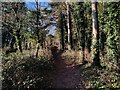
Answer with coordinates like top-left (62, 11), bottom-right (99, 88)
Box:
top-left (2, 2), bottom-right (27, 52)
top-left (1, 1), bottom-right (120, 89)
top-left (2, 1), bottom-right (119, 66)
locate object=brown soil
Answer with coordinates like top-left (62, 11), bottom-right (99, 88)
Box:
top-left (51, 50), bottom-right (85, 89)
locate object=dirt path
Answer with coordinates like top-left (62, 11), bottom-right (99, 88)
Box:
top-left (51, 50), bottom-right (85, 89)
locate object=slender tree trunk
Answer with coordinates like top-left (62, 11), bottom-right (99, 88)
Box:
top-left (60, 12), bottom-right (65, 50)
top-left (66, 2), bottom-right (71, 50)
top-left (35, 1), bottom-right (40, 57)
top-left (14, 4), bottom-right (23, 52)
top-left (91, 2), bottom-right (101, 67)
top-left (10, 36), bottom-right (16, 50)
top-left (69, 9), bottom-right (73, 49)
top-left (64, 16), bottom-right (68, 50)
top-left (16, 27), bottom-right (22, 52)
top-left (25, 41), bottom-right (28, 50)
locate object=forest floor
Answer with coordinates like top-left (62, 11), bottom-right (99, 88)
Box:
top-left (2, 49), bottom-right (120, 89)
top-left (51, 50), bottom-right (86, 89)
top-left (49, 49), bottom-right (120, 89)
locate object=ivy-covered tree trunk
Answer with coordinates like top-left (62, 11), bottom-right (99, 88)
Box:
top-left (104, 3), bottom-right (119, 66)
top-left (13, 3), bottom-right (25, 53)
top-left (78, 2), bottom-right (86, 63)
top-left (91, 2), bottom-right (101, 67)
top-left (59, 12), bottom-right (65, 50)
top-left (73, 3), bottom-right (87, 62)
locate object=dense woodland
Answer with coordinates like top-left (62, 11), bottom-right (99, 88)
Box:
top-left (1, 1), bottom-right (120, 89)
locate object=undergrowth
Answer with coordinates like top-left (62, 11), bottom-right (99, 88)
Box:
top-left (81, 63), bottom-right (120, 89)
top-left (2, 52), bottom-right (54, 89)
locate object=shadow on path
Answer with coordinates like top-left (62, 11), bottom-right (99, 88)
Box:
top-left (51, 50), bottom-right (86, 89)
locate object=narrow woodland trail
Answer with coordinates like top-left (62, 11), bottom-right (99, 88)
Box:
top-left (51, 50), bottom-right (85, 89)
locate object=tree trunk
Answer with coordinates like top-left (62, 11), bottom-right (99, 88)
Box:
top-left (78, 2), bottom-right (86, 63)
top-left (60, 12), bottom-right (65, 50)
top-left (91, 2), bottom-right (101, 67)
top-left (66, 2), bottom-right (71, 50)
top-left (35, 1), bottom-right (40, 58)
top-left (16, 28), bottom-right (22, 52)
top-left (10, 36), bottom-right (16, 50)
